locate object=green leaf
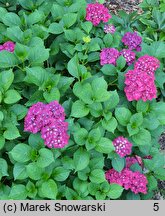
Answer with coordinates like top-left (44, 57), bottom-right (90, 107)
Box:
top-left (51, 4), bottom-right (64, 20)
top-left (130, 113), bottom-right (143, 127)
top-left (38, 179), bottom-right (58, 199)
top-left (10, 104), bottom-right (28, 120)
top-left (116, 55), bottom-right (126, 70)
top-left (26, 162), bottom-right (44, 180)
top-left (53, 167), bottom-right (70, 182)
top-left (74, 148), bottom-right (90, 171)
top-left (27, 10), bottom-right (45, 25)
top-left (102, 117), bottom-right (118, 133)
top-left (4, 89), bottom-right (21, 104)
top-left (6, 26), bottom-right (23, 43)
top-left (0, 51), bottom-right (19, 68)
top-left (28, 46), bottom-right (49, 65)
top-left (67, 55), bottom-right (80, 78)
top-left (147, 175), bottom-right (157, 192)
top-left (89, 169), bottom-right (105, 184)
top-left (0, 158), bottom-right (8, 180)
top-left (14, 43), bottom-right (28, 61)
top-left (95, 137), bottom-right (115, 154)
top-left (91, 77), bottom-right (110, 102)
top-left (9, 184), bottom-right (27, 200)
top-left (2, 12), bottom-right (21, 26)
top-left (3, 123), bottom-right (20, 140)
top-left (89, 102), bottom-right (103, 117)
top-left (112, 156), bottom-right (125, 172)
top-left (62, 13), bottom-right (77, 28)
top-left (81, 21), bottom-right (93, 34)
top-left (108, 184), bottom-right (124, 199)
top-left (48, 22), bottom-right (64, 34)
top-left (71, 100), bottom-right (89, 118)
top-left (24, 67), bottom-right (49, 87)
top-left (115, 107), bottom-right (132, 126)
top-left (43, 87), bottom-right (60, 102)
top-left (9, 144), bottom-right (32, 163)
top-left (103, 34), bottom-right (113, 47)
top-left (126, 191), bottom-right (140, 200)
top-left (0, 69), bottom-right (14, 91)
top-left (74, 128), bottom-right (88, 145)
top-left (132, 129), bottom-right (151, 146)
top-left (37, 148), bottom-right (54, 168)
top-left (26, 181), bottom-right (37, 199)
top-left (73, 82), bottom-right (93, 104)
top-left (13, 163), bottom-right (28, 180)
top-left (130, 163), bottom-right (142, 173)
top-left (0, 136), bottom-right (5, 150)
top-left (101, 64), bottom-right (117, 76)
top-left (136, 100), bottom-right (149, 113)
top-left (104, 90), bottom-right (119, 110)
top-left (127, 123), bottom-right (139, 136)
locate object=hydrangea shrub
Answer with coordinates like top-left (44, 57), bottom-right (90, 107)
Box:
top-left (0, 0), bottom-right (165, 200)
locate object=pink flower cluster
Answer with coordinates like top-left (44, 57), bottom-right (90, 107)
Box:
top-left (100, 48), bottom-right (119, 65)
top-left (122, 32), bottom-right (142, 51)
top-left (24, 101), bottom-right (69, 148)
top-left (104, 24), bottom-right (116, 34)
top-left (113, 136), bottom-right (132, 157)
top-left (124, 54), bottom-right (160, 101)
top-left (105, 168), bottom-right (148, 194)
top-left (120, 49), bottom-right (136, 65)
top-left (126, 156), bottom-right (143, 168)
top-left (86, 3), bottom-right (111, 26)
top-left (0, 41), bottom-right (15, 52)
top-left (135, 55), bottom-right (160, 76)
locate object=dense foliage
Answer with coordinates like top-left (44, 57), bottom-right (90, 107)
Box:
top-left (0, 0), bottom-right (165, 200)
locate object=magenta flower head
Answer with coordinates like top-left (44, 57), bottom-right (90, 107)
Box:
top-left (135, 55), bottom-right (160, 75)
top-left (126, 156), bottom-right (143, 168)
top-left (24, 102), bottom-right (46, 134)
top-left (104, 24), bottom-right (116, 34)
top-left (3, 41), bottom-right (15, 52)
top-left (124, 69), bottom-right (157, 101)
top-left (24, 101), bottom-right (69, 148)
top-left (100, 48), bottom-right (119, 65)
top-left (113, 136), bottom-right (132, 157)
top-left (130, 171), bottom-right (148, 194)
top-left (105, 168), bottom-right (123, 186)
top-left (106, 168), bottom-right (148, 194)
top-left (41, 120), bottom-right (69, 148)
top-left (0, 45), bottom-right (4, 51)
top-left (122, 32), bottom-right (142, 51)
top-left (86, 3), bottom-right (111, 26)
top-left (120, 49), bottom-right (136, 65)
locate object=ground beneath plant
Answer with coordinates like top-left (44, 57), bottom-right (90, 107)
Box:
top-left (104, 0), bottom-right (143, 14)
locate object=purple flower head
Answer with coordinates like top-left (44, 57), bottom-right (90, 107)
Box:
top-left (86, 3), bottom-right (111, 26)
top-left (0, 45), bottom-right (4, 51)
top-left (100, 48), bottom-right (119, 65)
top-left (135, 55), bottom-right (160, 75)
top-left (122, 32), bottom-right (142, 51)
top-left (124, 69), bottom-right (157, 101)
top-left (24, 102), bottom-right (46, 134)
top-left (24, 101), bottom-right (69, 148)
top-left (41, 120), bottom-right (69, 148)
top-left (120, 49), bottom-right (136, 65)
top-left (104, 24), bottom-right (116, 34)
top-left (106, 168), bottom-right (148, 194)
top-left (130, 171), bottom-right (148, 194)
top-left (3, 41), bottom-right (15, 52)
top-left (113, 136), bottom-right (132, 157)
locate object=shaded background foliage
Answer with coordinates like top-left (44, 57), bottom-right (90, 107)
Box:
top-left (0, 0), bottom-right (165, 200)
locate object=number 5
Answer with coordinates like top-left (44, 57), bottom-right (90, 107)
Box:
top-left (153, 203), bottom-right (159, 211)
